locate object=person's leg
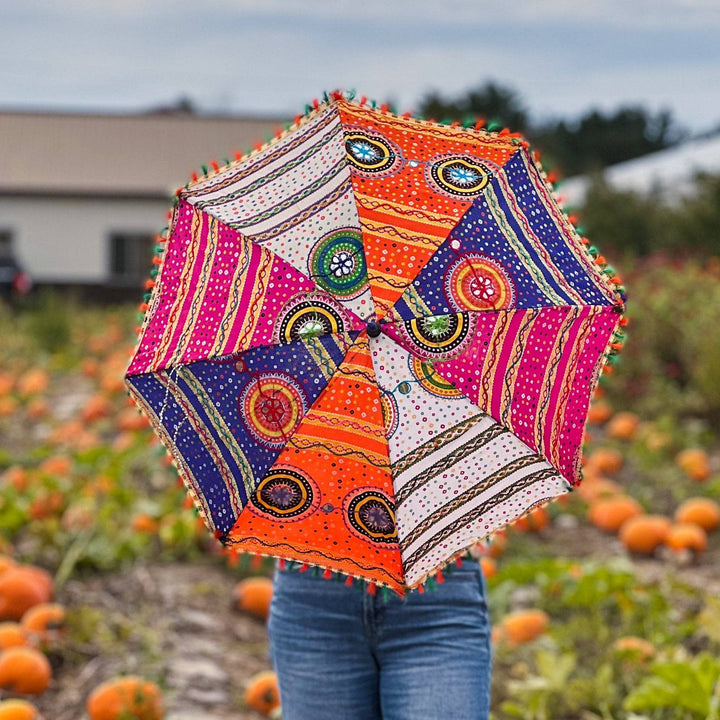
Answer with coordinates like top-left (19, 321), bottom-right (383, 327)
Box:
top-left (375, 559), bottom-right (492, 720)
top-left (268, 568), bottom-right (382, 720)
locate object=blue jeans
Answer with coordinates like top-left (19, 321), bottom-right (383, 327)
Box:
top-left (268, 559), bottom-right (492, 720)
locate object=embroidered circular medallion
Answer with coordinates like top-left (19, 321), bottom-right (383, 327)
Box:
top-left (344, 128), bottom-right (402, 177)
top-left (239, 373), bottom-right (307, 448)
top-left (379, 390), bottom-right (399, 438)
top-left (274, 293), bottom-right (347, 344)
top-left (426, 154), bottom-right (492, 198)
top-left (309, 228), bottom-right (367, 298)
top-left (250, 467), bottom-right (318, 520)
top-left (444, 253), bottom-right (515, 311)
top-left (399, 312), bottom-right (474, 360)
top-left (409, 356), bottom-right (463, 398)
top-left (344, 489), bottom-right (397, 543)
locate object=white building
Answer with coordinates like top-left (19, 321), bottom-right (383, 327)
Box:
top-left (0, 110), bottom-right (283, 297)
top-left (557, 134), bottom-right (720, 208)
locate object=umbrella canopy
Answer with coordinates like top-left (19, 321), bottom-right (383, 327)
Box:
top-left (126, 91), bottom-right (626, 592)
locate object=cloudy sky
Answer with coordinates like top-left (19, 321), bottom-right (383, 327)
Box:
top-left (2, 0), bottom-right (719, 133)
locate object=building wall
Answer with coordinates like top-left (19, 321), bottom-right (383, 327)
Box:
top-left (0, 195), bottom-right (169, 284)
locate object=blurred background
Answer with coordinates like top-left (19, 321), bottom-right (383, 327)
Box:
top-left (1, 2), bottom-right (720, 719)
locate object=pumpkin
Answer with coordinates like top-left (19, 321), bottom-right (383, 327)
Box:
top-left (501, 609), bottom-right (550, 645)
top-left (577, 477), bottom-right (624, 503)
top-left (81, 394), bottom-right (114, 423)
top-left (38, 455), bottom-right (72, 478)
top-left (587, 400), bottom-right (613, 425)
top-left (0, 398), bottom-right (19, 418)
top-left (131, 514), bottom-right (159, 535)
top-left (479, 556), bottom-right (497, 579)
top-left (665, 523), bottom-right (707, 554)
top-left (117, 408), bottom-right (150, 433)
top-left (28, 491), bottom-right (65, 521)
top-left (485, 530), bottom-right (507, 558)
top-left (21, 603), bottom-right (66, 645)
top-left (613, 636), bottom-right (656, 662)
top-left (0, 555), bottom-right (16, 575)
top-left (0, 646), bottom-right (52, 694)
top-left (244, 670), bottom-right (280, 715)
top-left (2, 466), bottom-right (28, 492)
top-left (86, 676), bottom-right (164, 720)
top-left (0, 372), bottom-right (14, 397)
top-left (25, 398), bottom-right (49, 421)
top-left (232, 577), bottom-right (274, 620)
top-left (619, 515), bottom-right (672, 555)
top-left (675, 498), bottom-right (720, 532)
top-left (16, 369), bottom-right (49, 397)
top-left (512, 506), bottom-right (550, 533)
top-left (606, 412), bottom-right (640, 441)
top-left (0, 699), bottom-right (39, 720)
top-left (0, 566), bottom-right (53, 621)
top-left (0, 622), bottom-right (29, 649)
top-left (675, 448), bottom-right (711, 482)
top-left (588, 496), bottom-right (643, 533)
top-left (585, 447), bottom-right (624, 476)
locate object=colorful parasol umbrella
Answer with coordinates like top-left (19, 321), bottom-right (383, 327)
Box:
top-left (125, 91), bottom-right (626, 593)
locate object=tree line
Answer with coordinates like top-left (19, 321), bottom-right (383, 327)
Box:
top-left (417, 81), bottom-right (686, 178)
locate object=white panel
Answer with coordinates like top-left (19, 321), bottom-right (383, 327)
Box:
top-left (0, 196), bottom-right (168, 283)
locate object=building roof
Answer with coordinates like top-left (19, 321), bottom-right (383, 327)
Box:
top-left (0, 110), bottom-right (286, 198)
top-left (557, 133), bottom-right (720, 207)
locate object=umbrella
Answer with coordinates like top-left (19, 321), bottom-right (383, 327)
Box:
top-left (125, 91), bottom-right (626, 593)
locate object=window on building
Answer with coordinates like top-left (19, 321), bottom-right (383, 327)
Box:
top-left (109, 232), bottom-right (155, 285)
top-left (0, 229), bottom-right (13, 259)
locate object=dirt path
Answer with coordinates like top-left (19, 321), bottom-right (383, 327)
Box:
top-left (40, 561), bottom-right (272, 720)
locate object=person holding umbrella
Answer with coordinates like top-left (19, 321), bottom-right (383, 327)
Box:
top-left (126, 92), bottom-right (624, 720)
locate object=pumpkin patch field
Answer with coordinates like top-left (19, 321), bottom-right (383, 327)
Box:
top-left (1, 255), bottom-right (719, 720)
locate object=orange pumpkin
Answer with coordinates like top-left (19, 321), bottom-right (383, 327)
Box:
top-left (117, 408), bottom-right (150, 433)
top-left (0, 622), bottom-right (29, 649)
top-left (0, 397), bottom-right (19, 418)
top-left (585, 447), bottom-right (624, 476)
top-left (1, 466), bottom-right (28, 492)
top-left (86, 676), bottom-right (164, 720)
top-left (675, 448), bottom-right (711, 482)
top-left (0, 555), bottom-right (16, 575)
top-left (665, 523), bottom-right (707, 554)
top-left (244, 671), bottom-right (280, 715)
top-left (38, 455), bottom-right (72, 477)
top-left (81, 394), bottom-right (114, 423)
top-left (131, 514), bottom-right (159, 535)
top-left (619, 515), bottom-right (672, 555)
top-left (24, 398), bottom-right (49, 421)
top-left (0, 372), bottom-right (14, 397)
top-left (16, 369), bottom-right (49, 398)
top-left (479, 556), bottom-right (497, 579)
top-left (28, 490), bottom-right (65, 521)
top-left (675, 498), bottom-right (720, 532)
top-left (233, 577), bottom-right (274, 620)
top-left (588, 496), bottom-right (643, 533)
top-left (586, 400), bottom-right (613, 425)
top-left (0, 646), bottom-right (52, 694)
top-left (577, 477), bottom-right (624, 504)
top-left (0, 566), bottom-right (53, 621)
top-left (21, 603), bottom-right (66, 645)
top-left (512, 506), bottom-right (550, 533)
top-left (0, 699), bottom-right (39, 720)
top-left (80, 358), bottom-right (100, 378)
top-left (501, 609), bottom-right (550, 645)
top-left (613, 636), bottom-right (656, 662)
top-left (606, 412), bottom-right (640, 441)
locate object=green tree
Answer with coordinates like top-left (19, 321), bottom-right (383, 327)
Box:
top-left (417, 81), bottom-right (529, 132)
top-left (533, 106), bottom-right (683, 176)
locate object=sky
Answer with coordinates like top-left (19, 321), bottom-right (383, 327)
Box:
top-left (2, 0), bottom-right (720, 134)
